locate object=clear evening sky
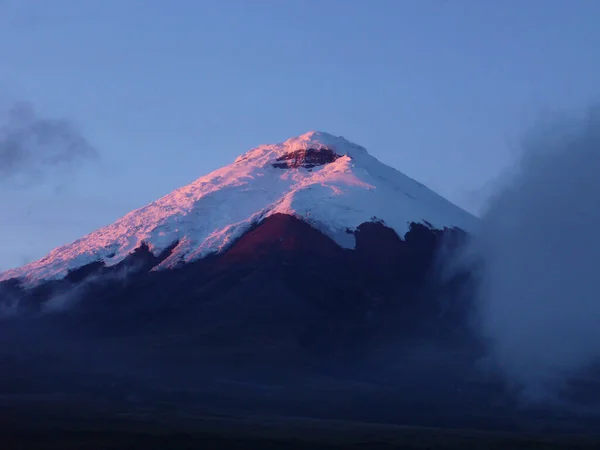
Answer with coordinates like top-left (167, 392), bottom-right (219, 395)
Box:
top-left (0, 0), bottom-right (599, 271)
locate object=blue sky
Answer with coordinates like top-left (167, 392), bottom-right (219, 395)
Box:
top-left (1, 0), bottom-right (599, 270)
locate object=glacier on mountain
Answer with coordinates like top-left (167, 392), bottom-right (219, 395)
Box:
top-left (0, 131), bottom-right (476, 286)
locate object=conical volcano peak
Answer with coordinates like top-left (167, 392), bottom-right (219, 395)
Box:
top-left (282, 131), bottom-right (368, 155)
top-left (234, 131), bottom-right (367, 166)
top-left (0, 131), bottom-right (476, 286)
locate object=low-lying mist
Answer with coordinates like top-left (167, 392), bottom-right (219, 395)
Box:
top-left (464, 107), bottom-right (600, 403)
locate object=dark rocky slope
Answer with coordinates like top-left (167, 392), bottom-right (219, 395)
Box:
top-left (4, 214), bottom-right (592, 433)
top-left (1, 213), bottom-right (473, 354)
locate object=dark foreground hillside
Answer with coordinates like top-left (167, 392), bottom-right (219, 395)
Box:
top-left (1, 214), bottom-right (599, 447)
top-left (2, 412), bottom-right (600, 449)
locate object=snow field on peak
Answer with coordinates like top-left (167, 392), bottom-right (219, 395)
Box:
top-left (0, 132), bottom-right (476, 285)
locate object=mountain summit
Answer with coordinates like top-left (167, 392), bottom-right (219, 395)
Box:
top-left (0, 131), bottom-right (475, 285)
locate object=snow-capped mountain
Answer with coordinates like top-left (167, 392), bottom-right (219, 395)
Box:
top-left (0, 131), bottom-right (476, 286)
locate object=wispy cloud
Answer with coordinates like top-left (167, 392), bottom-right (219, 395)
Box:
top-left (0, 101), bottom-right (98, 185)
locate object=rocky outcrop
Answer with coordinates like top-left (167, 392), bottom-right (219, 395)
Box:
top-left (272, 148), bottom-right (342, 169)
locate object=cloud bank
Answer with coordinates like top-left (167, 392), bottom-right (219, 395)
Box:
top-left (469, 106), bottom-right (600, 402)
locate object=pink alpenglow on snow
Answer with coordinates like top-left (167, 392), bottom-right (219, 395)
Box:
top-left (0, 131), bottom-right (477, 286)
